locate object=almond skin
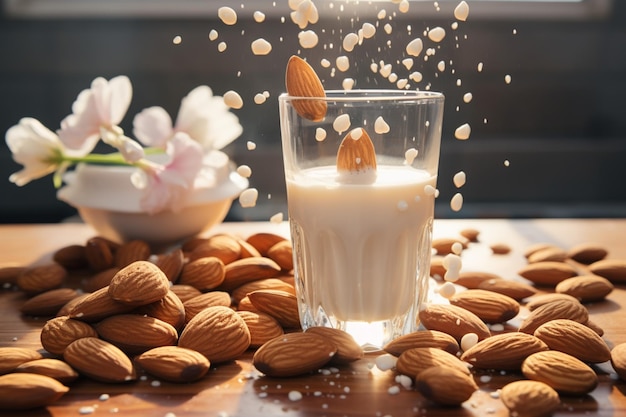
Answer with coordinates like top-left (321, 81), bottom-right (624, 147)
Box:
top-left (524, 293), bottom-right (581, 311)
top-left (53, 244), bottom-right (88, 269)
top-left (169, 284), bottom-right (202, 303)
top-left (20, 288), bottom-right (80, 317)
top-left (40, 316), bottom-right (98, 356)
top-left (449, 289), bottom-right (520, 324)
top-left (396, 347), bottom-right (470, 377)
top-left (114, 239), bottom-right (151, 268)
top-left (0, 348), bottom-right (43, 375)
top-left (460, 332), bottom-right (548, 371)
top-left (477, 278), bottom-right (537, 301)
top-left (266, 240), bottom-right (294, 271)
top-left (610, 343), bottom-right (626, 381)
top-left (0, 373), bottom-right (69, 410)
top-left (567, 243), bottom-right (608, 264)
top-left (285, 55), bottom-right (327, 121)
top-left (183, 291), bottom-right (232, 323)
top-left (17, 263), bottom-right (67, 294)
top-left (108, 260), bottom-right (170, 306)
top-left (527, 247), bottom-right (568, 263)
top-left (588, 259), bottom-right (626, 283)
top-left (153, 248), bottom-right (184, 283)
top-left (64, 337), bottom-right (136, 383)
top-left (522, 350), bottom-right (598, 395)
top-left (179, 256), bottom-right (226, 291)
top-left (237, 310), bottom-right (284, 348)
top-left (96, 314), bottom-right (179, 354)
top-left (518, 298), bottom-right (589, 334)
top-left (500, 380), bottom-right (560, 417)
top-left (517, 261), bottom-right (578, 286)
top-left (418, 303), bottom-right (491, 342)
top-left (454, 271), bottom-right (502, 289)
top-left (431, 237), bottom-right (468, 256)
top-left (68, 286), bottom-right (134, 322)
top-left (305, 327), bottom-right (364, 364)
top-left (220, 257), bottom-right (283, 291)
top-left (231, 278), bottom-right (296, 304)
top-left (252, 332), bottom-right (336, 377)
top-left (533, 319), bottom-right (611, 363)
top-left (84, 236), bottom-right (117, 271)
top-left (383, 329), bottom-right (460, 357)
top-left (415, 366), bottom-right (478, 406)
top-left (245, 233), bottom-right (288, 256)
top-left (134, 289), bottom-right (186, 330)
top-left (135, 346), bottom-right (210, 383)
top-left (188, 234), bottom-right (241, 264)
top-left (248, 289), bottom-right (301, 329)
top-left (14, 358), bottom-right (79, 384)
top-left (555, 274), bottom-right (614, 302)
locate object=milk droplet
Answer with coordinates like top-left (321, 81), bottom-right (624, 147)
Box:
top-left (505, 74), bottom-right (512, 84)
top-left (218, 7), bottom-right (237, 25)
top-left (388, 73), bottom-right (398, 83)
top-left (350, 127), bottom-right (363, 140)
top-left (454, 1), bottom-right (470, 22)
top-left (437, 60), bottom-right (445, 72)
top-left (454, 123), bottom-right (471, 140)
top-left (377, 9), bottom-right (387, 20)
top-left (379, 64), bottom-right (392, 78)
top-left (461, 333), bottom-right (479, 352)
top-left (402, 58), bottom-right (414, 70)
top-left (321, 58), bottom-right (331, 68)
top-left (237, 165), bottom-right (252, 178)
top-left (342, 78), bottom-right (355, 90)
top-left (384, 23), bottom-right (393, 35)
top-left (397, 79), bottom-right (408, 89)
top-left (370, 62), bottom-right (379, 73)
top-left (406, 38), bottom-right (424, 57)
top-left (208, 29), bottom-right (218, 41)
top-left (315, 127), bottom-right (327, 142)
top-left (453, 171), bottom-right (466, 188)
top-left (343, 32), bottom-right (359, 52)
top-left (451, 22), bottom-right (459, 30)
top-left (251, 38), bottom-right (272, 55)
top-left (336, 56), bottom-right (350, 72)
top-left (399, 0), bottom-right (410, 13)
top-left (299, 30), bottom-right (319, 49)
top-left (223, 90), bottom-right (243, 109)
top-left (172, 35), bottom-right (182, 45)
top-left (239, 188), bottom-right (258, 208)
top-left (270, 212), bottom-right (284, 224)
top-left (504, 159), bottom-right (510, 167)
top-left (477, 62), bottom-right (484, 72)
top-left (254, 93), bottom-right (266, 104)
top-left (333, 114), bottom-right (351, 134)
top-left (218, 42), bottom-right (227, 52)
top-left (404, 148), bottom-right (418, 165)
top-left (438, 282), bottom-right (456, 298)
top-left (409, 71), bottom-right (423, 82)
top-left (362, 22), bottom-right (376, 39)
top-left (428, 27), bottom-right (446, 42)
top-left (374, 116), bottom-right (390, 134)
top-left (253, 11), bottom-right (266, 23)
top-left (247, 141), bottom-right (257, 150)
top-left (450, 192), bottom-right (464, 212)
top-left (463, 92), bottom-right (473, 103)
top-left (288, 390), bottom-right (303, 401)
top-left (451, 241), bottom-right (464, 255)
top-left (375, 354), bottom-right (397, 371)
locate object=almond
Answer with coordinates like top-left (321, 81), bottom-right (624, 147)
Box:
top-left (454, 271), bottom-right (502, 289)
top-left (429, 256), bottom-right (446, 278)
top-left (266, 240), bottom-right (294, 271)
top-left (245, 233), bottom-right (288, 256)
top-left (53, 244), bottom-right (88, 269)
top-left (231, 278), bottom-right (296, 304)
top-left (449, 289), bottom-right (520, 324)
top-left (567, 243), bottom-right (608, 264)
top-left (252, 332), bottom-right (336, 377)
top-left (0, 373), bottom-right (69, 410)
top-left (64, 337), bottom-right (136, 383)
top-left (524, 243), bottom-right (560, 259)
top-left (588, 259), bottom-right (626, 283)
top-left (534, 319), bottom-right (611, 363)
top-left (247, 289), bottom-right (301, 329)
top-left (114, 239), bottom-right (151, 267)
top-left (68, 286), bottom-right (134, 322)
top-left (169, 284), bottom-right (202, 303)
top-left (17, 263), bottom-right (67, 294)
top-left (135, 289), bottom-right (186, 330)
top-left (460, 332), bottom-right (548, 370)
top-left (500, 380), bottom-right (560, 417)
top-left (522, 350), bottom-right (598, 395)
top-left (527, 247), bottom-right (568, 263)
top-left (220, 257), bottom-right (282, 291)
top-left (179, 256), bottom-right (226, 291)
top-left (383, 329), bottom-right (459, 357)
top-left (396, 347), bottom-right (470, 377)
top-left (432, 237), bottom-right (467, 255)
top-left (237, 295), bottom-right (260, 313)
top-left (40, 316), bottom-right (98, 356)
top-left (415, 366), bottom-right (478, 406)
top-left (517, 261), bottom-right (578, 286)
top-left (153, 248), bottom-right (184, 282)
top-left (96, 314), bottom-right (178, 354)
top-left (237, 237), bottom-right (262, 258)
top-left (178, 305), bottom-right (251, 363)
top-left (285, 55), bottom-right (327, 121)
top-left (610, 343), bottom-right (626, 381)
top-left (0, 265), bottom-right (25, 285)
top-left (305, 327), bottom-right (364, 364)
top-left (84, 236), bottom-right (117, 271)
top-left (477, 278), bottom-right (537, 301)
top-left (81, 267), bottom-right (119, 292)
top-left (336, 127), bottom-right (377, 174)
top-left (14, 358), bottom-right (79, 384)
top-left (183, 291), bottom-right (232, 322)
top-left (108, 260), bottom-right (170, 306)
top-left (459, 228), bottom-right (480, 242)
top-left (0, 347), bottom-right (43, 375)
top-left (135, 346), bottom-right (210, 383)
top-left (236, 310), bottom-right (284, 348)
top-left (524, 293), bottom-right (581, 311)
top-left (20, 288), bottom-right (80, 317)
top-left (555, 274), bottom-right (614, 302)
top-left (56, 292), bottom-right (90, 317)
top-left (518, 298), bottom-right (589, 334)
top-left (418, 303), bottom-right (491, 342)
top-left (490, 243), bottom-right (511, 255)
top-left (188, 234), bottom-right (241, 264)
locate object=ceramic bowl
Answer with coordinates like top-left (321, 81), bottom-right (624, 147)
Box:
top-left (57, 151), bottom-right (248, 248)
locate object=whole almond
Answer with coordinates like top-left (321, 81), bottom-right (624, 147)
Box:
top-left (169, 284), bottom-right (202, 303)
top-left (383, 329), bottom-right (459, 357)
top-left (178, 305), bottom-right (251, 363)
top-left (17, 263), bottom-right (67, 294)
top-left (247, 289), bottom-right (301, 329)
top-left (56, 292), bottom-right (90, 317)
top-left (518, 298), bottom-right (589, 334)
top-left (490, 243), bottom-right (511, 255)
top-left (555, 274), bottom-right (614, 302)
top-left (231, 278), bottom-right (296, 304)
top-left (68, 286), bottom-right (134, 322)
top-left (0, 373), bottom-right (69, 410)
top-left (454, 271), bottom-right (502, 289)
top-left (40, 316), bottom-right (98, 356)
top-left (610, 343), bottom-right (626, 381)
top-left (527, 247), bottom-right (568, 263)
top-left (135, 290), bottom-right (186, 330)
top-left (396, 347), bottom-right (470, 377)
top-left (285, 55), bottom-right (327, 122)
top-left (14, 358), bottom-right (79, 384)
top-left (534, 319), bottom-right (610, 363)
top-left (245, 233), bottom-right (288, 256)
top-left (524, 293), bottom-right (581, 311)
top-left (20, 288), bottom-right (80, 317)
top-left (153, 248), bottom-right (184, 282)
top-left (524, 243), bottom-right (561, 259)
top-left (266, 240), bottom-right (294, 271)
top-left (220, 257), bottom-right (282, 291)
top-left (135, 346), bottom-right (210, 383)
top-left (84, 236), bottom-right (117, 271)
top-left (449, 289), bottom-right (520, 324)
top-left (460, 332), bottom-right (548, 371)
top-left (237, 238), bottom-right (262, 258)
top-left (418, 303), bottom-right (491, 342)
top-left (0, 347), bottom-right (43, 375)
top-left (517, 261), bottom-right (578, 286)
top-left (81, 267), bottom-right (119, 292)
top-left (500, 380), bottom-right (560, 417)
top-left (477, 278), bottom-right (537, 301)
top-left (0, 265), bottom-right (25, 285)
top-left (108, 260), bottom-right (170, 306)
top-left (430, 256), bottom-right (446, 278)
top-left (183, 291), bottom-right (232, 323)
top-left (188, 234), bottom-right (241, 264)
top-left (96, 314), bottom-right (178, 354)
top-left (305, 327), bottom-right (364, 364)
top-left (237, 310), bottom-right (284, 348)
top-left (114, 239), bottom-right (151, 268)
top-left (567, 243), bottom-right (608, 264)
top-left (459, 228), bottom-right (480, 242)
top-left (179, 256), bottom-right (226, 291)
top-left (252, 332), bottom-right (336, 377)
top-left (432, 237), bottom-right (467, 255)
top-left (588, 259), bottom-right (626, 283)
top-left (522, 350), bottom-right (598, 395)
top-left (415, 366), bottom-right (478, 406)
top-left (64, 337), bottom-right (136, 383)
top-left (53, 244), bottom-right (88, 269)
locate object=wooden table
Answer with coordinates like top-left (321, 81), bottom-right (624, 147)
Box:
top-left (1, 219), bottom-right (626, 417)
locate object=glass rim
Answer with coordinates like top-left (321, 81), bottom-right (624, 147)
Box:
top-left (279, 89), bottom-right (444, 102)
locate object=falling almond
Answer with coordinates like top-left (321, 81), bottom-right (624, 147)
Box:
top-left (285, 55), bottom-right (327, 121)
top-left (336, 127), bottom-right (377, 176)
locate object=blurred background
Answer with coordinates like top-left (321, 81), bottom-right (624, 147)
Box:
top-left (1, 0), bottom-right (625, 223)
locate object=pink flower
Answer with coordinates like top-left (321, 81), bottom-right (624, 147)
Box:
top-left (133, 86), bottom-right (242, 152)
top-left (58, 76), bottom-right (132, 155)
top-left (131, 132), bottom-right (204, 214)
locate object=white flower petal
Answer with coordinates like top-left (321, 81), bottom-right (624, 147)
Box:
top-left (133, 106), bottom-right (174, 147)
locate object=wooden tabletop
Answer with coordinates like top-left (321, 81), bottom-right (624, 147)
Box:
top-left (1, 219), bottom-right (626, 417)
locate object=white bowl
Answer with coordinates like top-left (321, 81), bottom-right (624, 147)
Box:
top-left (57, 151), bottom-right (248, 248)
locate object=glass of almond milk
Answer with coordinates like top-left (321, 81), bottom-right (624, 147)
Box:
top-left (279, 90), bottom-right (444, 349)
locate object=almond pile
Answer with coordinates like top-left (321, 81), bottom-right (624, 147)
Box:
top-left (1, 228), bottom-right (626, 415)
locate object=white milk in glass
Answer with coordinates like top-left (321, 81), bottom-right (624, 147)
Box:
top-left (287, 164), bottom-right (435, 345)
